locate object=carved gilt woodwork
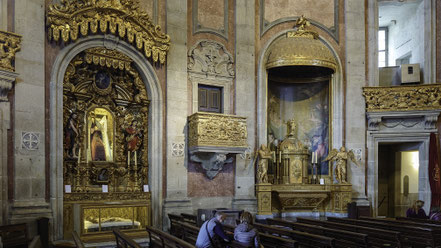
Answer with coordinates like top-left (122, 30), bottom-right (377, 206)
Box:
top-left (188, 112), bottom-right (247, 151)
top-left (46, 0), bottom-right (170, 63)
top-left (0, 30), bottom-right (21, 72)
top-left (63, 47), bottom-right (149, 196)
top-left (363, 84), bottom-right (441, 112)
top-left (266, 16), bottom-right (337, 71)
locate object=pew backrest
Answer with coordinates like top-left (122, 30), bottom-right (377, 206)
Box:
top-left (113, 229), bottom-right (142, 248)
top-left (396, 216), bottom-right (441, 226)
top-left (296, 217), bottom-right (401, 248)
top-left (168, 213), bottom-right (184, 237)
top-left (181, 213), bottom-right (198, 226)
top-left (146, 225), bottom-right (195, 248)
top-left (0, 223), bottom-right (29, 248)
top-left (72, 231), bottom-right (85, 248)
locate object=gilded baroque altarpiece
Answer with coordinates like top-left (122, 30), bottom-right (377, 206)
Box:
top-left (63, 47), bottom-right (150, 238)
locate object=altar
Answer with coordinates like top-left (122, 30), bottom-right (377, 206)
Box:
top-left (256, 17), bottom-right (353, 216)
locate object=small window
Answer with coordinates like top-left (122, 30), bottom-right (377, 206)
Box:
top-left (198, 85), bottom-right (223, 113)
top-left (378, 28), bottom-right (388, 67)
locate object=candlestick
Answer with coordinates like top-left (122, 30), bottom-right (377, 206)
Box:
top-left (272, 151), bottom-right (276, 162)
top-left (128, 152), bottom-right (130, 165)
top-left (315, 152), bottom-right (318, 164)
top-left (77, 148), bottom-right (81, 164)
top-left (311, 151), bottom-right (315, 164)
top-left (279, 150), bottom-right (282, 163)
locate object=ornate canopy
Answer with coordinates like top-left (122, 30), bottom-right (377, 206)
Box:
top-left (266, 16), bottom-right (337, 72)
top-left (46, 0), bottom-right (170, 64)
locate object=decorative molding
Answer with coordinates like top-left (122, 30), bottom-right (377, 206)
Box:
top-left (192, 0), bottom-right (228, 40)
top-left (21, 132), bottom-right (40, 151)
top-left (188, 40), bottom-right (235, 78)
top-left (0, 30), bottom-right (21, 72)
top-left (46, 0), bottom-right (170, 64)
top-left (366, 111), bottom-right (441, 132)
top-left (363, 84), bottom-right (441, 112)
top-left (259, 0), bottom-right (339, 43)
top-left (188, 112), bottom-right (247, 152)
top-left (0, 69), bottom-right (18, 102)
top-left (171, 142), bottom-right (185, 157)
top-left (190, 152), bottom-right (233, 179)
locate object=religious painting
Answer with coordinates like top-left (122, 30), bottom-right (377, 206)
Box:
top-left (87, 108), bottom-right (114, 162)
top-left (267, 80), bottom-right (329, 174)
top-left (94, 71), bottom-right (111, 90)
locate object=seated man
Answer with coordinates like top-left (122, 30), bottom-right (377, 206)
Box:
top-left (196, 211), bottom-right (230, 248)
top-left (234, 211), bottom-right (258, 248)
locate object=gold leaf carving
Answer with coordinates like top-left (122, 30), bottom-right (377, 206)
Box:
top-left (0, 30), bottom-right (21, 72)
top-left (188, 112), bottom-right (247, 148)
top-left (363, 84), bottom-right (441, 112)
top-left (46, 0), bottom-right (170, 64)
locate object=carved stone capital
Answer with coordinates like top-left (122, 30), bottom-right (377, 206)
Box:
top-left (425, 114), bottom-right (439, 130)
top-left (366, 114), bottom-right (381, 131)
top-left (0, 70), bottom-right (18, 102)
top-left (0, 30), bottom-right (21, 72)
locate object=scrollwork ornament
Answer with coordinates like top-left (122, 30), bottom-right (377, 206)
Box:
top-left (0, 30), bottom-right (21, 72)
top-left (47, 0), bottom-right (170, 64)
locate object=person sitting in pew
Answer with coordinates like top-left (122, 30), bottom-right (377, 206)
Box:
top-left (429, 207), bottom-right (441, 221)
top-left (234, 211), bottom-right (258, 248)
top-left (406, 200), bottom-right (428, 219)
top-left (196, 211), bottom-right (230, 248)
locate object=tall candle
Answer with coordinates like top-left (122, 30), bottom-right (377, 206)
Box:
top-left (315, 152), bottom-right (318, 164)
top-left (77, 149), bottom-right (81, 164)
top-left (128, 152), bottom-right (130, 165)
top-left (279, 150), bottom-right (282, 163)
top-left (311, 152), bottom-right (315, 164)
top-left (134, 151), bottom-right (137, 166)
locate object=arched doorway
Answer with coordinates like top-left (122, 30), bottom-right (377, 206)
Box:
top-left (49, 35), bottom-right (163, 239)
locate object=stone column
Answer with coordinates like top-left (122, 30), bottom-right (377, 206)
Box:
top-left (232, 0), bottom-right (257, 213)
top-left (0, 70), bottom-right (16, 225)
top-left (163, 0), bottom-right (192, 229)
top-left (345, 1), bottom-right (368, 203)
top-left (9, 0), bottom-right (52, 228)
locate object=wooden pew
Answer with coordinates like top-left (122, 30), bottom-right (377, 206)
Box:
top-left (0, 223), bottom-right (29, 248)
top-left (267, 218), bottom-right (368, 248)
top-left (168, 213), bottom-right (184, 237)
top-left (396, 216), bottom-right (441, 226)
top-left (113, 229), bottom-right (142, 248)
top-left (181, 213), bottom-right (198, 226)
top-left (72, 231), bottom-right (85, 248)
top-left (360, 216), bottom-right (441, 230)
top-left (296, 217), bottom-right (401, 248)
top-left (253, 222), bottom-right (335, 248)
top-left (328, 217), bottom-right (440, 248)
top-left (146, 225), bottom-right (195, 248)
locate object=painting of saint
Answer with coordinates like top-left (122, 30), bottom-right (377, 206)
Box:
top-left (88, 108), bottom-right (114, 162)
top-left (267, 80), bottom-right (329, 175)
top-left (94, 71), bottom-right (111, 90)
top-left (65, 112), bottom-right (79, 158)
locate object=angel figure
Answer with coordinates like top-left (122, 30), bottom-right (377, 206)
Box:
top-left (257, 144), bottom-right (272, 183)
top-left (324, 147), bottom-right (358, 184)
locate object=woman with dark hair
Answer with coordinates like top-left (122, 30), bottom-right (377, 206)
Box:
top-left (406, 200), bottom-right (428, 219)
top-left (234, 211), bottom-right (258, 248)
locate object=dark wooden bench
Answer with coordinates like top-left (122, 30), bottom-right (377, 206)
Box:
top-left (296, 217), bottom-right (401, 248)
top-left (223, 223), bottom-right (297, 247)
top-left (396, 217), bottom-right (441, 225)
top-left (168, 213), bottom-right (184, 237)
top-left (328, 216), bottom-right (440, 248)
top-left (113, 229), bottom-right (142, 248)
top-left (146, 225), bottom-right (195, 248)
top-left (253, 222), bottom-right (335, 248)
top-left (181, 213), bottom-right (198, 226)
top-left (72, 231), bottom-right (85, 248)
top-left (0, 223), bottom-right (29, 248)
top-left (267, 218), bottom-right (368, 248)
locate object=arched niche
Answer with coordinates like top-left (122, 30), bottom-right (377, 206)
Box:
top-left (257, 29), bottom-right (344, 178)
top-left (49, 35), bottom-right (163, 239)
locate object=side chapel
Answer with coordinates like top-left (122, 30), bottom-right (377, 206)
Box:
top-left (0, 0), bottom-right (440, 243)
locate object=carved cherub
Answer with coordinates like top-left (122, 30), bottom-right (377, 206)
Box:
top-left (324, 147), bottom-right (359, 184)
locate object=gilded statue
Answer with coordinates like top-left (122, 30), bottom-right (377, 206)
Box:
top-left (65, 112), bottom-right (80, 158)
top-left (295, 15), bottom-right (310, 31)
top-left (257, 144), bottom-right (272, 183)
top-left (286, 119), bottom-right (297, 137)
top-left (324, 147), bottom-right (359, 184)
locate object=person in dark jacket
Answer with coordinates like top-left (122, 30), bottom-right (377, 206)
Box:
top-left (429, 207), bottom-right (441, 221)
top-left (234, 211), bottom-right (258, 248)
top-left (196, 212), bottom-right (230, 248)
top-left (406, 200), bottom-right (428, 219)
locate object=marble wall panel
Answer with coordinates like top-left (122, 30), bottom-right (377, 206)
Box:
top-left (187, 161), bottom-right (234, 197)
top-left (197, 0), bottom-right (225, 31)
top-left (263, 0), bottom-right (335, 28)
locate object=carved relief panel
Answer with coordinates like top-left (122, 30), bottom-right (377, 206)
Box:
top-left (63, 47), bottom-right (149, 197)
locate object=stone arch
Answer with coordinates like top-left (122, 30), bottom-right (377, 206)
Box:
top-left (257, 30), bottom-right (344, 155)
top-left (49, 35), bottom-right (163, 239)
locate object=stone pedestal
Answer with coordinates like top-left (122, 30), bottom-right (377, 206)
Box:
top-left (256, 183), bottom-right (272, 215)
